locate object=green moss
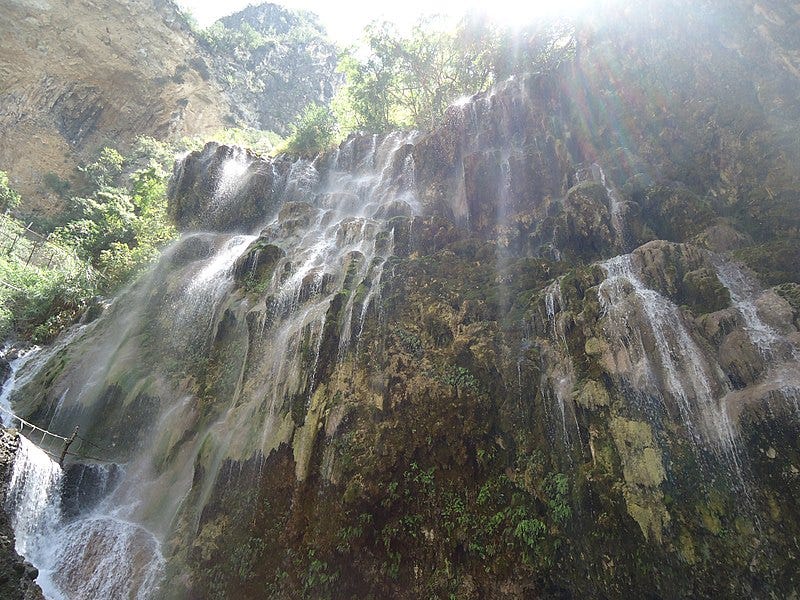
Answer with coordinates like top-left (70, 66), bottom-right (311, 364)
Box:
top-left (681, 267), bottom-right (730, 314)
top-left (574, 379), bottom-right (610, 409)
top-left (734, 239), bottom-right (800, 285)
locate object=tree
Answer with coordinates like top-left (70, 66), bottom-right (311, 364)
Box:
top-left (0, 171), bottom-right (21, 212)
top-left (336, 17), bottom-right (498, 132)
top-left (78, 147), bottom-right (124, 189)
top-left (283, 103), bottom-right (337, 156)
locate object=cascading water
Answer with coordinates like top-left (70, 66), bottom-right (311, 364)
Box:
top-left (0, 347), bottom-right (39, 420)
top-left (598, 254), bottom-right (741, 465)
top-left (712, 257), bottom-right (782, 357)
top-left (712, 257), bottom-right (800, 415)
top-left (590, 163), bottom-right (626, 250)
top-left (6, 436), bottom-right (63, 560)
top-left (538, 279), bottom-right (579, 448)
top-left (2, 132), bottom-right (421, 598)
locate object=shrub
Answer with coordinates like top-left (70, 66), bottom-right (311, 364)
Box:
top-left (282, 104), bottom-right (336, 156)
top-left (0, 171), bottom-right (20, 212)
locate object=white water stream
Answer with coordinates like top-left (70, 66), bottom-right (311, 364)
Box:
top-left (1, 132), bottom-right (421, 598)
top-left (712, 258), bottom-right (781, 357)
top-left (599, 254), bottom-right (740, 464)
top-left (539, 279), bottom-right (580, 447)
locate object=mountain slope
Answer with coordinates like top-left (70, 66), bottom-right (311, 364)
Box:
top-left (203, 2), bottom-right (339, 135)
top-left (0, 0), bottom-right (233, 216)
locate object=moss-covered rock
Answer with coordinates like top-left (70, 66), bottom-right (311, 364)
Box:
top-left (609, 417), bottom-right (669, 542)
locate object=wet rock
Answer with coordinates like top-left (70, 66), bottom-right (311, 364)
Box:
top-left (640, 185), bottom-right (715, 243)
top-left (0, 429), bottom-right (44, 600)
top-left (718, 330), bottom-right (765, 388)
top-left (574, 379), bottom-right (610, 410)
top-left (0, 358), bottom-right (10, 388)
top-left (168, 143), bottom-right (289, 232)
top-left (609, 417), bottom-right (669, 542)
top-left (756, 289), bottom-right (796, 335)
top-left (633, 240), bottom-right (730, 313)
top-left (554, 182), bottom-right (615, 263)
top-left (693, 222), bottom-right (752, 253)
top-left (233, 240), bottom-right (285, 289)
top-left (372, 199), bottom-right (413, 220)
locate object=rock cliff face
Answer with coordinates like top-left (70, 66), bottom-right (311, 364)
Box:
top-left (4, 0), bottom-right (800, 598)
top-left (208, 3), bottom-right (339, 135)
top-left (0, 0), bottom-right (232, 216)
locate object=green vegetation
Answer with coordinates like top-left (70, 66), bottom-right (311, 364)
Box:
top-left (280, 104), bottom-right (336, 156)
top-left (52, 138), bottom-right (177, 289)
top-left (0, 137), bottom-right (178, 341)
top-left (333, 17), bottom-right (575, 132)
top-left (186, 9), bottom-right (577, 156)
top-left (0, 172), bottom-right (21, 213)
top-left (0, 248), bottom-right (97, 343)
top-left (335, 17), bottom-right (497, 131)
top-left (182, 128), bottom-right (284, 157)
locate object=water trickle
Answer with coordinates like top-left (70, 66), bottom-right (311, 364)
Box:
top-left (212, 148), bottom-right (250, 210)
top-left (178, 235), bottom-right (256, 320)
top-left (538, 279), bottom-right (579, 448)
top-left (591, 163), bottom-right (625, 249)
top-left (544, 280), bottom-right (560, 331)
top-left (599, 254), bottom-right (740, 463)
top-left (712, 258), bottom-right (781, 356)
top-left (0, 348), bottom-right (40, 421)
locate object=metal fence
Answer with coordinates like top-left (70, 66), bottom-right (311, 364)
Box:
top-left (0, 213), bottom-right (104, 281)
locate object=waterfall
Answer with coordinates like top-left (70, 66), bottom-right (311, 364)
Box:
top-left (211, 147), bottom-right (250, 212)
top-left (0, 347), bottom-right (39, 421)
top-left (712, 257), bottom-right (781, 357)
top-left (712, 257), bottom-right (800, 414)
top-left (598, 254), bottom-right (740, 464)
top-left (2, 359), bottom-right (164, 600)
top-left (539, 279), bottom-right (579, 448)
top-left (1, 133), bottom-right (421, 597)
top-left (6, 436), bottom-right (63, 558)
top-left (591, 163), bottom-right (626, 250)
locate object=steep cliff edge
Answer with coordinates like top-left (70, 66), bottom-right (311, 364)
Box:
top-left (0, 0), bottom-right (232, 217)
top-left (206, 3), bottom-right (339, 135)
top-left (2, 1), bottom-right (800, 598)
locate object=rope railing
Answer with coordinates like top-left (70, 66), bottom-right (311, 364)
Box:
top-left (0, 404), bottom-right (70, 442)
top-left (0, 405), bottom-right (114, 465)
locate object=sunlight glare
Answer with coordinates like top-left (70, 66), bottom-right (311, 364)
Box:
top-left (180, 0), bottom-right (600, 44)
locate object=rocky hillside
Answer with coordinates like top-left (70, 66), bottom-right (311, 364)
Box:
top-left (202, 3), bottom-right (339, 135)
top-left (0, 0), bottom-right (233, 216)
top-left (3, 0), bottom-right (800, 599)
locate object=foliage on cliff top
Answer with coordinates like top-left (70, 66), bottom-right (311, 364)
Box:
top-left (0, 138), bottom-right (178, 341)
top-left (193, 2), bottom-right (339, 136)
top-left (334, 17), bottom-right (575, 133)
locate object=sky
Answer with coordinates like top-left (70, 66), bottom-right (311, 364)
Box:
top-left (177, 0), bottom-right (593, 45)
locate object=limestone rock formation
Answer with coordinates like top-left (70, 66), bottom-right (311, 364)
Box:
top-left (3, 0), bottom-right (800, 598)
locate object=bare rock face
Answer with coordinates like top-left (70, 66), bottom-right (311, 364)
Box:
top-left (0, 0), bottom-right (232, 217)
top-left (211, 3), bottom-right (339, 136)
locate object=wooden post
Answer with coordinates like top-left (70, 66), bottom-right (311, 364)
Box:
top-left (59, 425), bottom-right (79, 466)
top-left (7, 233), bottom-right (18, 255)
top-left (25, 241), bottom-right (36, 267)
